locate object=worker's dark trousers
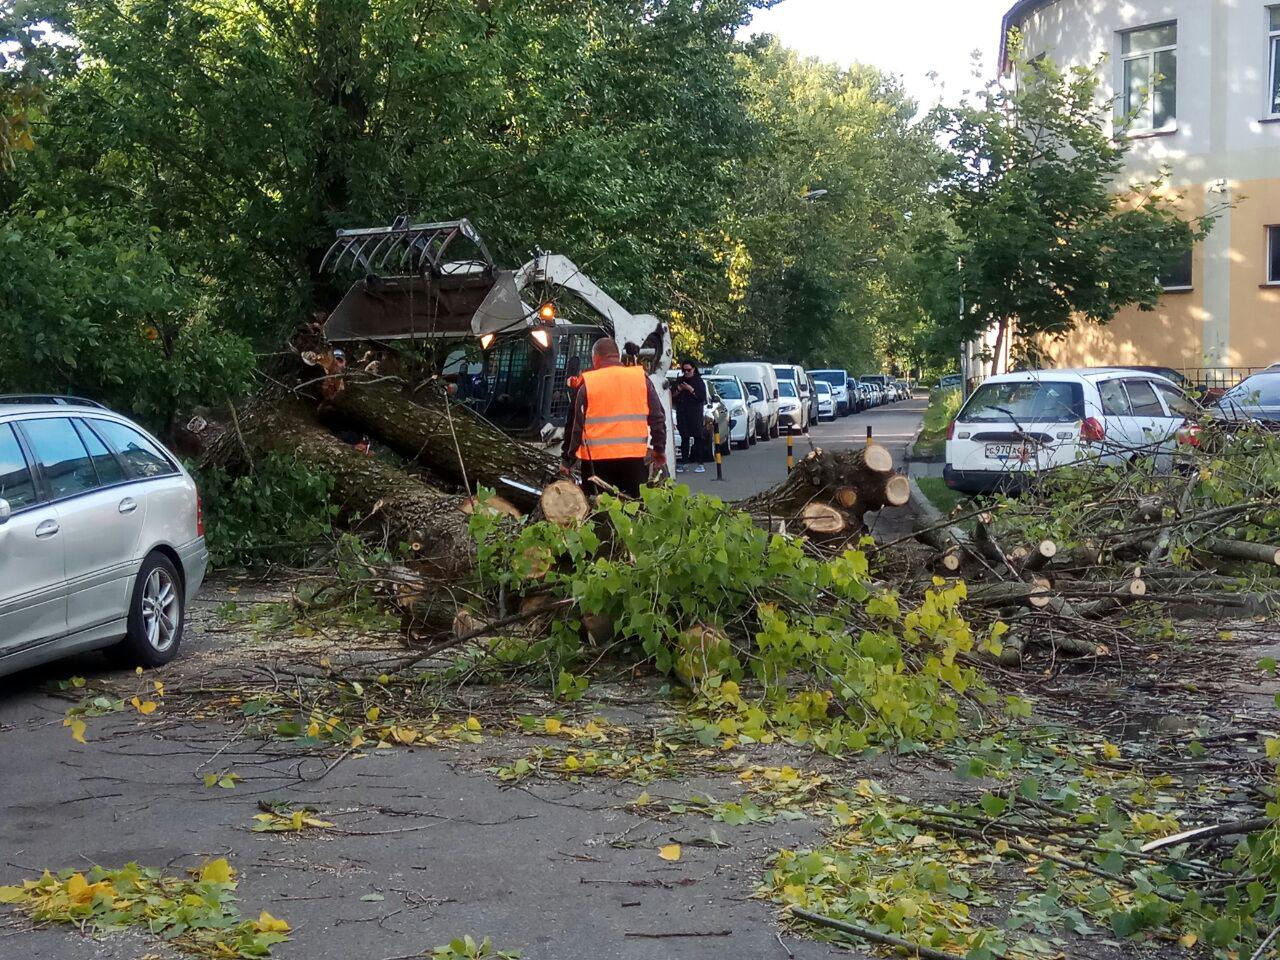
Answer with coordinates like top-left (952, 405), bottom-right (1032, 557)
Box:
top-left (676, 410), bottom-right (705, 464)
top-left (581, 458), bottom-right (649, 499)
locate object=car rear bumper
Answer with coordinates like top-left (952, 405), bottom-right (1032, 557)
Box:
top-left (179, 537), bottom-right (209, 603)
top-left (943, 466), bottom-right (1033, 494)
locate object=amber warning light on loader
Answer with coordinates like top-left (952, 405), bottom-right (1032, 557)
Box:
top-left (538, 301), bottom-right (557, 322)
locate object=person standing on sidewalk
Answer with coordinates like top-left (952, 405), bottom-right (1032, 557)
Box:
top-left (561, 338), bottom-right (667, 497)
top-left (671, 361), bottom-right (708, 474)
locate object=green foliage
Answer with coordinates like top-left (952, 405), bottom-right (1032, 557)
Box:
top-left (0, 859), bottom-right (290, 958)
top-left (197, 454), bottom-right (336, 568)
top-left (921, 387), bottom-right (962, 441)
top-left (0, 209), bottom-right (256, 434)
top-left (428, 936), bottom-right (519, 960)
top-left (917, 44), bottom-right (1218, 359)
top-left (471, 484), bottom-right (1000, 752)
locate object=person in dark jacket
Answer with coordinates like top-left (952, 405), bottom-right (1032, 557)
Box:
top-left (671, 362), bottom-right (708, 474)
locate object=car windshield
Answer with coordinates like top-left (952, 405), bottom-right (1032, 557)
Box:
top-left (815, 382), bottom-right (831, 395)
top-left (744, 382), bottom-right (764, 402)
top-left (1221, 374), bottom-right (1280, 408)
top-left (811, 371), bottom-right (844, 387)
top-left (779, 382), bottom-right (798, 398)
top-left (774, 368), bottom-right (796, 381)
top-left (961, 380), bottom-right (1086, 423)
top-left (708, 378), bottom-right (742, 400)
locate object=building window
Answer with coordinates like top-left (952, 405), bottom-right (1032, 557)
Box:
top-left (1270, 7), bottom-right (1280, 117)
top-left (1158, 247), bottom-right (1193, 291)
top-left (1120, 22), bottom-right (1177, 132)
top-left (1268, 226), bottom-right (1280, 285)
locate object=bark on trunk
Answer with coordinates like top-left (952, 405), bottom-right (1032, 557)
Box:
top-left (325, 379), bottom-right (559, 507)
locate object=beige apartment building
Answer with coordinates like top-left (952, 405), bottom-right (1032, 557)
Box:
top-left (1002, 0), bottom-right (1280, 379)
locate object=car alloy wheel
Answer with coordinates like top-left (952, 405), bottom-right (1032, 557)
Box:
top-left (141, 566), bottom-right (180, 652)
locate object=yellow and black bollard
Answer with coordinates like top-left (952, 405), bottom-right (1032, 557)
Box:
top-left (866, 425), bottom-right (873, 446)
top-left (786, 432), bottom-right (795, 472)
top-left (713, 429), bottom-right (725, 481)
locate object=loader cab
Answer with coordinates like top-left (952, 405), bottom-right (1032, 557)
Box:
top-left (477, 325), bottom-right (603, 437)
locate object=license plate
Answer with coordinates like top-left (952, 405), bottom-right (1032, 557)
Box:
top-left (985, 442), bottom-right (1034, 461)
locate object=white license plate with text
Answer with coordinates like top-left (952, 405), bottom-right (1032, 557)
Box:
top-left (985, 442), bottom-right (1034, 460)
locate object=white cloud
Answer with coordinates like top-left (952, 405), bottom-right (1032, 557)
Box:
top-left (742, 0), bottom-right (1012, 106)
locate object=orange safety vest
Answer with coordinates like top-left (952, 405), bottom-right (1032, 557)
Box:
top-left (577, 365), bottom-right (651, 461)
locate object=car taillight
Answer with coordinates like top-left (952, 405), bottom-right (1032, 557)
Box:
top-left (1176, 423), bottom-right (1201, 447)
top-left (1080, 417), bottom-right (1106, 442)
top-left (945, 419), bottom-right (956, 441)
top-left (196, 488), bottom-right (205, 537)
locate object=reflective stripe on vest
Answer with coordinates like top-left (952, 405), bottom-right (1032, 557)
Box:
top-left (577, 365), bottom-right (651, 461)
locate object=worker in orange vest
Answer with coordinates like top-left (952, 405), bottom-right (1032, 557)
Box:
top-left (561, 337), bottom-right (667, 497)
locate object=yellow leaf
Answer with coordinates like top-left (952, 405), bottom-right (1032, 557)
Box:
top-left (130, 697), bottom-right (158, 715)
top-left (65, 873), bottom-right (89, 901)
top-left (290, 811), bottom-right (304, 830)
top-left (153, 681), bottom-right (164, 696)
top-left (366, 706), bottom-right (381, 723)
top-left (255, 911), bottom-right (290, 934)
top-left (466, 716), bottom-right (481, 732)
top-left (135, 666), bottom-right (144, 676)
top-left (377, 674), bottom-right (391, 684)
top-left (544, 717), bottom-right (563, 735)
top-left (658, 844), bottom-right (681, 862)
top-left (1101, 742), bottom-right (1121, 760)
top-left (994, 839), bottom-right (1010, 855)
top-left (67, 717), bottom-right (87, 743)
top-left (200, 858), bottom-right (234, 885)
top-left (0, 885), bottom-right (24, 903)
top-left (634, 791), bottom-right (651, 807)
top-left (350, 734), bottom-right (366, 749)
top-left (306, 721), bottom-right (321, 738)
top-left (1179, 933), bottom-right (1197, 948)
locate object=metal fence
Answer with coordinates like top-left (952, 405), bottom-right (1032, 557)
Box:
top-left (1178, 367), bottom-right (1262, 392)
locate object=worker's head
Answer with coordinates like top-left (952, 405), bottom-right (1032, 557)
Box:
top-left (591, 337), bottom-right (621, 367)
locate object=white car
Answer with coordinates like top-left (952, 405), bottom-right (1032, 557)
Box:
top-left (714, 363), bottom-right (781, 439)
top-left (704, 375), bottom-right (756, 449)
top-left (814, 381), bottom-right (835, 421)
top-left (0, 400), bottom-right (208, 677)
top-left (944, 369), bottom-right (1199, 493)
top-left (776, 380), bottom-right (810, 434)
top-left (810, 370), bottom-right (851, 416)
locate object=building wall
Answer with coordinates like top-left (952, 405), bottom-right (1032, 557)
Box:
top-left (1012, 0), bottom-right (1280, 371)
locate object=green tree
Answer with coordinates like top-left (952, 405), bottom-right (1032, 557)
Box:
top-left (702, 43), bottom-right (938, 373)
top-left (917, 46), bottom-right (1216, 370)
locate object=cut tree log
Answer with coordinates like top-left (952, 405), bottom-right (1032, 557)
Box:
top-left (1021, 540), bottom-right (1058, 573)
top-left (802, 502), bottom-right (848, 535)
top-left (966, 580), bottom-right (1052, 609)
top-left (324, 378), bottom-right (559, 507)
top-left (1203, 538), bottom-right (1280, 567)
top-left (460, 494), bottom-right (522, 520)
top-left (540, 479), bottom-right (591, 525)
top-left (740, 446), bottom-right (909, 534)
top-left (243, 398), bottom-right (479, 579)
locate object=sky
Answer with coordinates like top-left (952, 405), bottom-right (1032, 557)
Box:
top-left (743, 0), bottom-right (1013, 107)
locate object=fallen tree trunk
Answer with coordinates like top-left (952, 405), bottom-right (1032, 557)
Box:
top-left (325, 378), bottom-right (559, 507)
top-left (245, 399), bottom-right (479, 579)
top-left (1203, 538), bottom-right (1280, 567)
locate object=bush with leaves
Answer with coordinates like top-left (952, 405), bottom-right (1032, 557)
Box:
top-left (197, 453), bottom-right (336, 568)
top-left (471, 485), bottom-right (1002, 752)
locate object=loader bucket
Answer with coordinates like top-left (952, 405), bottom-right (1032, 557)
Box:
top-left (319, 217), bottom-right (528, 341)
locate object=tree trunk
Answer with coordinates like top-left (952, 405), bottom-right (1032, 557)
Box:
top-left (325, 379), bottom-right (559, 507)
top-left (245, 399), bottom-right (477, 579)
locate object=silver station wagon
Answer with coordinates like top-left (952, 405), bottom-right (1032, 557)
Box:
top-left (0, 399), bottom-right (207, 676)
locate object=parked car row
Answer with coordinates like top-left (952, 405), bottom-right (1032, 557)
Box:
top-left (942, 366), bottom-right (1280, 494)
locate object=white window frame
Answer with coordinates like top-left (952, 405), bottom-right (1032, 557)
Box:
top-left (1118, 22), bottom-right (1178, 134)
top-left (1269, 6), bottom-right (1280, 118)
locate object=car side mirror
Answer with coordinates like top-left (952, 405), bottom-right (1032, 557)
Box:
top-left (773, 389), bottom-right (780, 399)
top-left (0, 498), bottom-right (10, 526)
